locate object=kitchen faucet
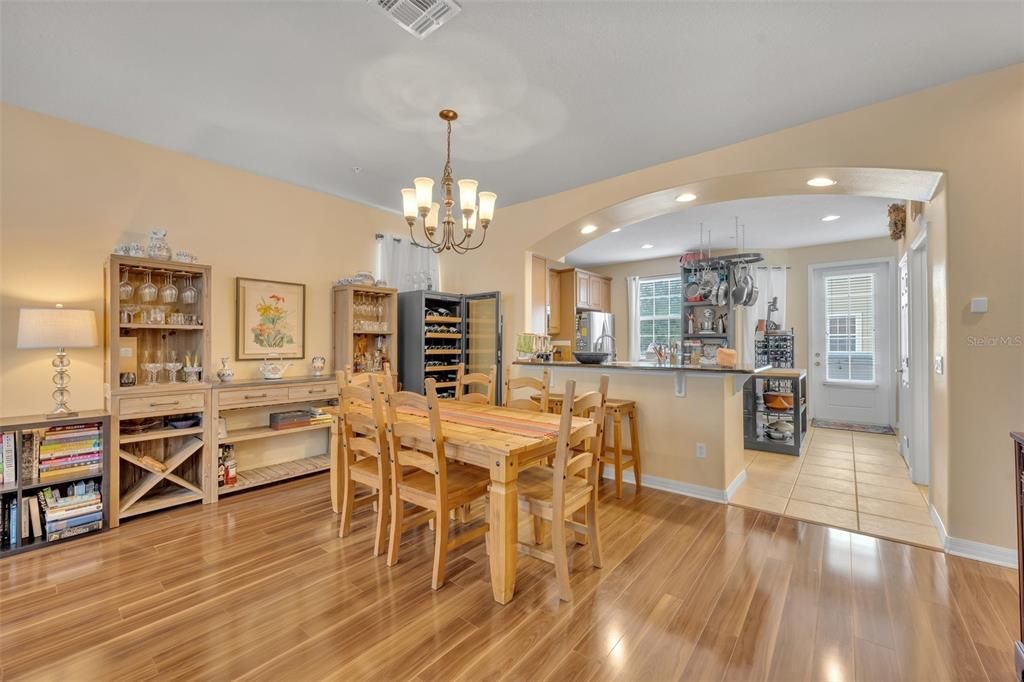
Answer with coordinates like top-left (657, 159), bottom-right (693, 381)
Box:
top-left (594, 333), bottom-right (617, 360)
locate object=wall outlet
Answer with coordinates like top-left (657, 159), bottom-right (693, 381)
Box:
top-left (934, 355), bottom-right (944, 375)
top-left (695, 442), bottom-right (707, 459)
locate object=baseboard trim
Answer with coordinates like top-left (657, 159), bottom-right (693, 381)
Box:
top-left (945, 535), bottom-right (1018, 569)
top-left (725, 469), bottom-right (747, 501)
top-left (929, 503), bottom-right (948, 546)
top-left (601, 467), bottom-right (732, 504)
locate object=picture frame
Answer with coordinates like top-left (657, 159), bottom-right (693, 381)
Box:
top-left (235, 277), bottom-right (306, 360)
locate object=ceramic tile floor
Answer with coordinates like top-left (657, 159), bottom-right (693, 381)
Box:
top-left (731, 426), bottom-right (943, 550)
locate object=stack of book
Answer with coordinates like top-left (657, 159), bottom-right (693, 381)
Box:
top-left (269, 408), bottom-right (334, 431)
top-left (36, 423), bottom-right (103, 481)
top-left (37, 481), bottom-right (103, 541)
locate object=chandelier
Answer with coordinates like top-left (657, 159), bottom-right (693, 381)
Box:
top-left (401, 109), bottom-right (497, 254)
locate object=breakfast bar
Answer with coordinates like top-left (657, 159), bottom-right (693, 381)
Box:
top-left (514, 359), bottom-right (770, 501)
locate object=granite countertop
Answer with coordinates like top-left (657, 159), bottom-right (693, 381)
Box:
top-left (513, 359), bottom-right (770, 375)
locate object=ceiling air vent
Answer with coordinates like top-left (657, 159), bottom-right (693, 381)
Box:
top-left (370, 0), bottom-right (462, 39)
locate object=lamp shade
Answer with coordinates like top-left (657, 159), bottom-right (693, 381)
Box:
top-left (17, 307), bottom-right (98, 349)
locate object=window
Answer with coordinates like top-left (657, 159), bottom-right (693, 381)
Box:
top-left (638, 275), bottom-right (682, 352)
top-left (825, 272), bottom-right (876, 381)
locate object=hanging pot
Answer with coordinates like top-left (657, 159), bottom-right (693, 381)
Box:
top-left (732, 264), bottom-right (749, 305)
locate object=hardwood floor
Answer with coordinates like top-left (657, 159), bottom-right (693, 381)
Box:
top-left (0, 474), bottom-right (1017, 681)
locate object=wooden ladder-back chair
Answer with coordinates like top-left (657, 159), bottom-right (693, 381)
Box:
top-left (517, 376), bottom-right (608, 601)
top-left (454, 363), bottom-right (496, 405)
top-left (336, 374), bottom-right (390, 556)
top-left (337, 362), bottom-right (394, 389)
top-left (383, 378), bottom-right (491, 589)
top-left (503, 367), bottom-right (550, 412)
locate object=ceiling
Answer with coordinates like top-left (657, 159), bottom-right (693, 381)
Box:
top-left (564, 195), bottom-right (896, 266)
top-left (2, 2), bottom-right (1021, 212)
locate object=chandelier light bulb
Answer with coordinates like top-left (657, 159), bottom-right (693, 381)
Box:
top-left (401, 188), bottom-right (417, 220)
top-left (478, 192), bottom-right (496, 223)
top-left (463, 210), bottom-right (477, 233)
top-left (414, 177), bottom-right (434, 210)
top-left (458, 179), bottom-right (478, 215)
top-left (425, 202), bottom-right (440, 232)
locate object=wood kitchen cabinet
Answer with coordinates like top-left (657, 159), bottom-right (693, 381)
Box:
top-left (530, 255), bottom-right (548, 333)
top-left (576, 271), bottom-right (591, 308)
top-left (548, 267), bottom-right (561, 334)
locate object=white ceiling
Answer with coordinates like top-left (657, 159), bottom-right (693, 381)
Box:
top-left (2, 2), bottom-right (1021, 211)
top-left (564, 195), bottom-right (896, 266)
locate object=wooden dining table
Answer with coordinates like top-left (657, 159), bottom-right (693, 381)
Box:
top-left (326, 400), bottom-right (592, 604)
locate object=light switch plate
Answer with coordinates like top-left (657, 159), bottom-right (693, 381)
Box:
top-left (934, 355), bottom-right (944, 375)
top-left (970, 297), bottom-right (988, 313)
top-left (695, 442), bottom-right (707, 459)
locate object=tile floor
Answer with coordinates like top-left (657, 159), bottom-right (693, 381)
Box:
top-left (731, 426), bottom-right (943, 549)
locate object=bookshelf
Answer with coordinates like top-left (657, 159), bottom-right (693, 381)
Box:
top-left (0, 411), bottom-right (111, 557)
top-left (104, 255), bottom-right (213, 525)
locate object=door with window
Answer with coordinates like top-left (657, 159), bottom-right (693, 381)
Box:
top-left (809, 261), bottom-right (893, 426)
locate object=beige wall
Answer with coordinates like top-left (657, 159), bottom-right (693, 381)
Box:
top-left (0, 105), bottom-right (399, 417)
top-left (589, 236), bottom-right (898, 375)
top-left (445, 64), bottom-right (1023, 551)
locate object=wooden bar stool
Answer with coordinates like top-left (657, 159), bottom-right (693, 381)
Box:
top-left (547, 394), bottom-right (642, 498)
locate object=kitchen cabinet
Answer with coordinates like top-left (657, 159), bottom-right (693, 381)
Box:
top-left (576, 271), bottom-right (591, 308)
top-left (595, 277), bottom-right (611, 312)
top-left (548, 267), bottom-right (561, 334)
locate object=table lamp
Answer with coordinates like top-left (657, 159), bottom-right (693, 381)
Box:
top-left (17, 305), bottom-right (98, 417)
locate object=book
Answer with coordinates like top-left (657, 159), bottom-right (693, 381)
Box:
top-left (21, 499), bottom-right (30, 539)
top-left (40, 441), bottom-right (102, 457)
top-left (39, 453), bottom-right (102, 470)
top-left (1, 432), bottom-right (13, 484)
top-left (46, 519), bottom-right (101, 542)
top-left (42, 501), bottom-right (103, 523)
top-left (38, 464), bottom-right (101, 481)
top-left (46, 510), bottom-right (102, 532)
top-left (43, 423), bottom-right (101, 438)
top-left (28, 497), bottom-right (43, 537)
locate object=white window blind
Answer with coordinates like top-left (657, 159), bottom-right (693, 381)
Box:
top-left (638, 276), bottom-right (682, 352)
top-left (825, 272), bottom-right (876, 382)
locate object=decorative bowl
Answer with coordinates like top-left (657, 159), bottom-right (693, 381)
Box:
top-left (763, 392), bottom-right (795, 410)
top-left (573, 352), bottom-right (610, 365)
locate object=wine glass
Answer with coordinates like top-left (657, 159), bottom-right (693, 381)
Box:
top-left (164, 350), bottom-right (183, 383)
top-left (122, 304), bottom-right (140, 324)
top-left (181, 275), bottom-right (199, 305)
top-left (142, 350), bottom-right (164, 384)
top-left (118, 269), bottom-right (134, 301)
top-left (159, 273), bottom-right (178, 304)
top-left (138, 271), bottom-right (157, 303)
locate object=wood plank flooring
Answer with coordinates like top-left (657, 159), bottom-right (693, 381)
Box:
top-left (0, 473), bottom-right (1017, 681)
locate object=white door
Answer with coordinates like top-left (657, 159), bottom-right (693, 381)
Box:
top-left (809, 260), bottom-right (894, 427)
top-left (897, 256), bottom-right (911, 459)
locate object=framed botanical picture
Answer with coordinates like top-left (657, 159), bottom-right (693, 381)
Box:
top-left (235, 277), bottom-right (306, 360)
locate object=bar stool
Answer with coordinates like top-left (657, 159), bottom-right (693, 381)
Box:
top-left (545, 395), bottom-right (642, 499)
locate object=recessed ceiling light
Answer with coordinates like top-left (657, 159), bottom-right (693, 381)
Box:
top-left (580, 224), bottom-right (598, 234)
top-left (641, 243), bottom-right (654, 249)
top-left (807, 177), bottom-right (837, 187)
top-left (821, 215), bottom-right (841, 222)
top-left (611, 227), bottom-right (622, 233)
top-left (675, 192), bottom-right (698, 202)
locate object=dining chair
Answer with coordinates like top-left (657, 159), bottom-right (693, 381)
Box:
top-left (454, 363), bottom-right (496, 404)
top-left (383, 377), bottom-right (491, 590)
top-left (517, 376), bottom-right (607, 601)
top-left (336, 374), bottom-right (390, 556)
top-left (338, 362), bottom-right (394, 389)
top-left (503, 367), bottom-right (550, 412)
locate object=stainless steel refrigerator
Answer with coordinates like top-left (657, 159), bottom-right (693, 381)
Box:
top-left (575, 311), bottom-right (616, 357)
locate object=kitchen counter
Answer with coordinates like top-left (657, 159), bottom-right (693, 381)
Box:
top-left (514, 359), bottom-right (770, 376)
top-left (212, 374), bottom-right (334, 389)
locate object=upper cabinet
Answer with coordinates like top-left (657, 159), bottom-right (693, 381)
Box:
top-left (556, 267), bottom-right (611, 313)
top-left (548, 267), bottom-right (561, 334)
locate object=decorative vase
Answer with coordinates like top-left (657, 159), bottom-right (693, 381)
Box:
top-left (311, 355), bottom-right (326, 376)
top-left (216, 357), bottom-right (234, 383)
top-left (147, 228), bottom-right (171, 260)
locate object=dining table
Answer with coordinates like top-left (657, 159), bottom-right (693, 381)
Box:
top-left (326, 400), bottom-right (593, 604)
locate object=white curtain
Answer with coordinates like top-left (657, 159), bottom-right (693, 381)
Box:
top-left (741, 266), bottom-right (788, 367)
top-left (376, 235), bottom-right (441, 292)
top-left (626, 275), bottom-right (641, 361)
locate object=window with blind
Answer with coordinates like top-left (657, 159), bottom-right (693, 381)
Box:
top-left (825, 272), bottom-right (876, 382)
top-left (638, 276), bottom-right (682, 352)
